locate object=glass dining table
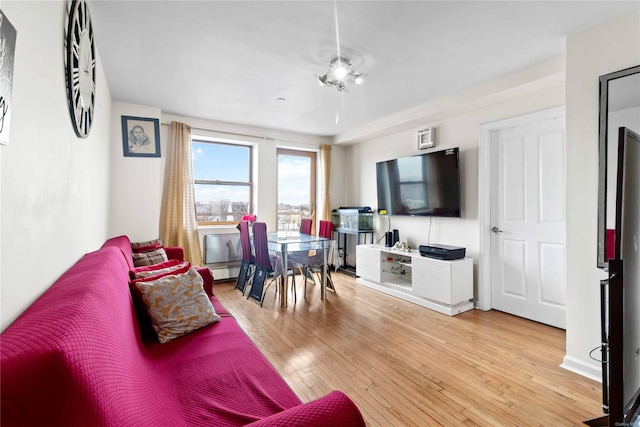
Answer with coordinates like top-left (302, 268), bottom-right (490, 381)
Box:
top-left (267, 231), bottom-right (332, 307)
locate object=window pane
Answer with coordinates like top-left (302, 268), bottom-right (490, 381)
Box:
top-left (192, 142), bottom-right (249, 182)
top-left (194, 184), bottom-right (249, 222)
top-left (277, 153), bottom-right (312, 232)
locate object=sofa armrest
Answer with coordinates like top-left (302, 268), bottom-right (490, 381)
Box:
top-left (245, 391), bottom-right (365, 427)
top-left (165, 246), bottom-right (184, 262)
top-left (196, 267), bottom-right (214, 297)
top-left (164, 246), bottom-right (212, 296)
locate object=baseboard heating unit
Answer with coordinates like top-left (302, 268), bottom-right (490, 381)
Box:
top-left (203, 233), bottom-right (242, 281)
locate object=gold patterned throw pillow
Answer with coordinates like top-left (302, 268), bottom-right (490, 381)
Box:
top-left (133, 267), bottom-right (220, 343)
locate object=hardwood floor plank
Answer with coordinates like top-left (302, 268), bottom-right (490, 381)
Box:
top-left (214, 271), bottom-right (602, 426)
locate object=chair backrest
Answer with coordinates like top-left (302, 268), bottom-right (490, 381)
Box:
top-left (238, 221), bottom-right (254, 263)
top-left (300, 218), bottom-right (313, 235)
top-left (252, 222), bottom-right (273, 270)
top-left (319, 220), bottom-right (334, 239)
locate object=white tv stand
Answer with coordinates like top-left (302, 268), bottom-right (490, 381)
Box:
top-left (355, 245), bottom-right (474, 316)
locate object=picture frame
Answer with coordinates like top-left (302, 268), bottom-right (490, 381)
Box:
top-left (0, 10), bottom-right (17, 146)
top-left (121, 115), bottom-right (161, 157)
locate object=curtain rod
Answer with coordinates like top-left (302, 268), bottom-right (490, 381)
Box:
top-left (160, 121), bottom-right (323, 147)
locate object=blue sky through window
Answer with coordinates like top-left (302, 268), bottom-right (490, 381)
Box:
top-left (192, 142), bottom-right (250, 204)
top-left (278, 154), bottom-right (310, 207)
top-left (192, 142), bottom-right (248, 182)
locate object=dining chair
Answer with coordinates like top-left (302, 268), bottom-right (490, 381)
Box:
top-left (294, 217), bottom-right (317, 292)
top-left (319, 219), bottom-right (334, 241)
top-left (235, 221), bottom-right (254, 294)
top-left (303, 219), bottom-right (336, 292)
top-left (247, 222), bottom-right (297, 306)
top-left (300, 218), bottom-right (313, 235)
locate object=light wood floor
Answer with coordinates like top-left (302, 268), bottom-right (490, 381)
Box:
top-left (214, 271), bottom-right (602, 426)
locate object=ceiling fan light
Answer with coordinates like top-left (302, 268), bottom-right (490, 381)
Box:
top-left (353, 73), bottom-right (365, 84)
top-left (316, 56), bottom-right (365, 93)
top-left (333, 65), bottom-right (349, 81)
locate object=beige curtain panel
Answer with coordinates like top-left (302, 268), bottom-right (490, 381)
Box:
top-left (319, 144), bottom-right (332, 221)
top-left (159, 121), bottom-right (203, 266)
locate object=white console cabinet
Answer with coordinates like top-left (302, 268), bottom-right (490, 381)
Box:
top-left (356, 244), bottom-right (474, 316)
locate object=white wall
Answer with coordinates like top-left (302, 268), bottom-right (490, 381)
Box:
top-left (1, 1), bottom-right (113, 331)
top-left (161, 114), bottom-right (338, 238)
top-left (109, 102), bottom-right (164, 242)
top-left (342, 60), bottom-right (566, 280)
top-left (340, 9), bottom-right (639, 380)
top-left (4, 6), bottom-right (635, 385)
top-left (563, 9), bottom-right (640, 379)
top-left (0, 0), bottom-right (343, 329)
top-left (107, 109), bottom-right (339, 256)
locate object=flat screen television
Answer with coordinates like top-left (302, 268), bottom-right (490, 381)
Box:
top-left (376, 147), bottom-right (461, 217)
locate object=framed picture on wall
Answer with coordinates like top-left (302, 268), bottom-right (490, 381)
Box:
top-left (121, 116), bottom-right (161, 157)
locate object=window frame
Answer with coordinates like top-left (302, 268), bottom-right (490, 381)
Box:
top-left (192, 139), bottom-right (254, 226)
top-left (276, 148), bottom-right (317, 232)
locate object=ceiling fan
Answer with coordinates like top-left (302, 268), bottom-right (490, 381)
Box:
top-left (316, 56), bottom-right (366, 92)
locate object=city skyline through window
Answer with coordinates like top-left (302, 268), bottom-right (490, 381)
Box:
top-left (192, 140), bottom-right (252, 224)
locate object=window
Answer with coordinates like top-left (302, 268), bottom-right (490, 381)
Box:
top-left (277, 149), bottom-right (316, 232)
top-left (192, 140), bottom-right (253, 225)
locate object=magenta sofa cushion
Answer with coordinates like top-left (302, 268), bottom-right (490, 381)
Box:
top-left (1, 241), bottom-right (365, 426)
top-left (246, 390), bottom-right (367, 426)
top-left (101, 234), bottom-right (135, 269)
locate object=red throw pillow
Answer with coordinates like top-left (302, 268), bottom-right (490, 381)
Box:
top-left (130, 262), bottom-right (192, 285)
top-left (131, 261), bottom-right (191, 281)
top-left (129, 259), bottom-right (181, 280)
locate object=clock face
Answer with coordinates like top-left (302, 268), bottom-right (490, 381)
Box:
top-left (66, 0), bottom-right (95, 138)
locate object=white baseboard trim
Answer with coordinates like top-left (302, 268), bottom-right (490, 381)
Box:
top-left (560, 355), bottom-right (602, 382)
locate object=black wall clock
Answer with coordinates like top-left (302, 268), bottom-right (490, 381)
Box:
top-left (65, 0), bottom-right (95, 138)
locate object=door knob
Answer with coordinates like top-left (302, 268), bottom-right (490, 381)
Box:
top-left (491, 226), bottom-right (503, 233)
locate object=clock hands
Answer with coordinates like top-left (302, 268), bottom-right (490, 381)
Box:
top-left (83, 51), bottom-right (91, 73)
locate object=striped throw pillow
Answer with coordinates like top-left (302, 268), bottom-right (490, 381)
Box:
top-left (131, 247), bottom-right (168, 267)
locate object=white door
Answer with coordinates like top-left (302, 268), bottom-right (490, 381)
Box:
top-left (490, 113), bottom-right (567, 329)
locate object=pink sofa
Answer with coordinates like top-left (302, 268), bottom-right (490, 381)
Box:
top-left (1, 236), bottom-right (365, 426)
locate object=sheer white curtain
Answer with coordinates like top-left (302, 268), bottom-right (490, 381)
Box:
top-left (159, 121), bottom-right (203, 266)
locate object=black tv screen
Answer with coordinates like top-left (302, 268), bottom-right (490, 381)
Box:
top-left (376, 147), bottom-right (461, 217)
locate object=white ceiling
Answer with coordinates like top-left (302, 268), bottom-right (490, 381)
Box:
top-left (88, 1), bottom-right (639, 138)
